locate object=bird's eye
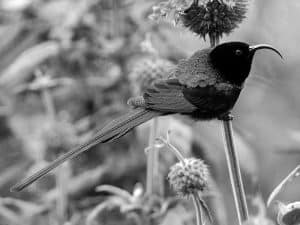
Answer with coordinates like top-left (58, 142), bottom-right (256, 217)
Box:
top-left (235, 49), bottom-right (243, 56)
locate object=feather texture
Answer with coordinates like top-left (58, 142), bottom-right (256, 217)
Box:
top-left (12, 41), bottom-right (271, 192)
top-left (144, 79), bottom-right (198, 113)
top-left (11, 108), bottom-right (161, 192)
top-left (173, 49), bottom-right (220, 88)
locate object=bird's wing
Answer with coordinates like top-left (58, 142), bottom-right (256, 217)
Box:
top-left (182, 83), bottom-right (241, 111)
top-left (144, 79), bottom-right (241, 114)
top-left (143, 79), bottom-right (198, 113)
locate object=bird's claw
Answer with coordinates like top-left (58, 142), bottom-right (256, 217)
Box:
top-left (218, 113), bottom-right (234, 121)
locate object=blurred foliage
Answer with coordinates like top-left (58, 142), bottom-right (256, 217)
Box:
top-left (0, 0), bottom-right (299, 225)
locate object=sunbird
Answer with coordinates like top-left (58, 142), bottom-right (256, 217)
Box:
top-left (11, 41), bottom-right (282, 192)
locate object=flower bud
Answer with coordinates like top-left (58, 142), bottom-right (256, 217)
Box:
top-left (168, 158), bottom-right (210, 196)
top-left (41, 120), bottom-right (77, 160)
top-left (129, 57), bottom-right (174, 95)
top-left (181, 0), bottom-right (248, 41)
top-left (277, 201), bottom-right (300, 225)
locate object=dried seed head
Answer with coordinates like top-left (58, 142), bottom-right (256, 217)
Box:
top-left (168, 158), bottom-right (210, 197)
top-left (41, 121), bottom-right (77, 159)
top-left (129, 57), bottom-right (174, 95)
top-left (277, 202), bottom-right (300, 225)
top-left (181, 0), bottom-right (248, 41)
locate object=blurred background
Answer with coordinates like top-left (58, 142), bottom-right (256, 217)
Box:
top-left (0, 0), bottom-right (299, 225)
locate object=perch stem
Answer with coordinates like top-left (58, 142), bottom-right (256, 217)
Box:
top-left (209, 36), bottom-right (248, 225)
top-left (222, 115), bottom-right (248, 224)
top-left (146, 118), bottom-right (159, 195)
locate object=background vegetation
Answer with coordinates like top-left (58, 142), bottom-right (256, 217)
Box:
top-left (0, 0), bottom-right (299, 224)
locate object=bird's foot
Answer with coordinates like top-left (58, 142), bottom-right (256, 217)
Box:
top-left (218, 113), bottom-right (234, 121)
top-left (127, 96), bottom-right (146, 108)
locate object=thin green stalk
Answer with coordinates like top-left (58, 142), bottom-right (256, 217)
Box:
top-left (221, 116), bottom-right (248, 224)
top-left (41, 89), bottom-right (56, 121)
top-left (209, 38), bottom-right (248, 224)
top-left (192, 193), bottom-right (203, 225)
top-left (146, 118), bottom-right (159, 195)
top-left (56, 162), bottom-right (70, 222)
top-left (157, 137), bottom-right (185, 164)
top-left (152, 119), bottom-right (159, 187)
top-left (41, 87), bottom-right (70, 223)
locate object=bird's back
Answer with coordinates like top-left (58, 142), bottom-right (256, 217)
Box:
top-left (171, 48), bottom-right (221, 88)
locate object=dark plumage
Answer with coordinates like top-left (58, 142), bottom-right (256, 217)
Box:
top-left (11, 42), bottom-right (282, 192)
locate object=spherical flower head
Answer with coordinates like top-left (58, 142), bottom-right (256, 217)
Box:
top-left (181, 0), bottom-right (248, 41)
top-left (129, 57), bottom-right (174, 95)
top-left (168, 158), bottom-right (210, 197)
top-left (41, 120), bottom-right (77, 159)
top-left (277, 202), bottom-right (300, 225)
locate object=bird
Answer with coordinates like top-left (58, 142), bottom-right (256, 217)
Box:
top-left (11, 41), bottom-right (282, 192)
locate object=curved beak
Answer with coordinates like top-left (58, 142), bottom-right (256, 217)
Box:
top-left (249, 44), bottom-right (283, 59)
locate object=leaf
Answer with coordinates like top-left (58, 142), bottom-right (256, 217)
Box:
top-left (0, 41), bottom-right (61, 88)
top-left (0, 0), bottom-right (33, 11)
top-left (85, 201), bottom-right (114, 225)
top-left (267, 165), bottom-right (300, 207)
top-left (96, 185), bottom-right (133, 203)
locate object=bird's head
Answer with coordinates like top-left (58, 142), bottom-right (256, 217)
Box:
top-left (210, 42), bottom-right (282, 86)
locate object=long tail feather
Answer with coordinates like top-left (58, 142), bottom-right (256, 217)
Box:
top-left (11, 109), bottom-right (161, 192)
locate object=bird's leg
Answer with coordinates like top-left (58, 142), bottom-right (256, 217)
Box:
top-left (218, 112), bottom-right (234, 121)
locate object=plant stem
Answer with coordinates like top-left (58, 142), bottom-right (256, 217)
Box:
top-left (192, 193), bottom-right (203, 225)
top-left (209, 36), bottom-right (248, 225)
top-left (221, 115), bottom-right (248, 224)
top-left (146, 118), bottom-right (159, 195)
top-left (41, 89), bottom-right (56, 120)
top-left (41, 87), bottom-right (70, 223)
top-left (56, 162), bottom-right (70, 222)
top-left (157, 137), bottom-right (185, 164)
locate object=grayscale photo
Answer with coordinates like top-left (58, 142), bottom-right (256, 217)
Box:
top-left (0, 0), bottom-right (298, 225)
